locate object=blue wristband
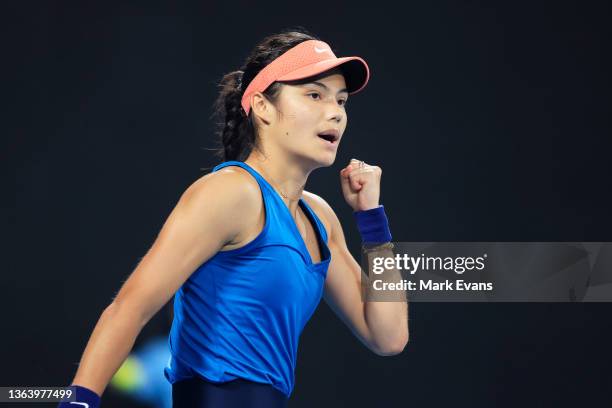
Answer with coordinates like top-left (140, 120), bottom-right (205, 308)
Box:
top-left (353, 205), bottom-right (392, 244)
top-left (58, 384), bottom-right (101, 408)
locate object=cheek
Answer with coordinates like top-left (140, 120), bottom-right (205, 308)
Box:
top-left (281, 106), bottom-right (317, 135)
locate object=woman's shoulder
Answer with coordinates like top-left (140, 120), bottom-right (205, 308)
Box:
top-left (182, 167), bottom-right (263, 216)
top-left (191, 166), bottom-right (261, 195)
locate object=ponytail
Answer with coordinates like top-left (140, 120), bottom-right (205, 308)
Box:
top-left (212, 70), bottom-right (255, 161)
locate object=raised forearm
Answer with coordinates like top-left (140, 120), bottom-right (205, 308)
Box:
top-left (363, 247), bottom-right (409, 355)
top-left (365, 299), bottom-right (408, 355)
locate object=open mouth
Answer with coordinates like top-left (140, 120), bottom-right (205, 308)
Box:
top-left (317, 131), bottom-right (339, 144)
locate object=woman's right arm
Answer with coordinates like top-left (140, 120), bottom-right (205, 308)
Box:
top-left (67, 169), bottom-right (257, 396)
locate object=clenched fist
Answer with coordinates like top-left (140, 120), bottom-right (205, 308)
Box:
top-left (339, 158), bottom-right (382, 212)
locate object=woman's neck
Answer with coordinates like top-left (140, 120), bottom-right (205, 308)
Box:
top-left (244, 151), bottom-right (310, 214)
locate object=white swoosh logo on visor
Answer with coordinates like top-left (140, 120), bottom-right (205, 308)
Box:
top-left (69, 403), bottom-right (89, 408)
top-left (314, 46), bottom-right (330, 53)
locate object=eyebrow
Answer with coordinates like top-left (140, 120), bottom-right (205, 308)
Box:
top-left (302, 81), bottom-right (348, 95)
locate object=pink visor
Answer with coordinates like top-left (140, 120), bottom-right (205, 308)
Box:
top-left (240, 39), bottom-right (370, 116)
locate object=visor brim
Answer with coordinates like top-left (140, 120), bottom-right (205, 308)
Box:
top-left (276, 56), bottom-right (370, 95)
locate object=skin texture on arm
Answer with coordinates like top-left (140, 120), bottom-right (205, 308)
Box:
top-left (69, 168), bottom-right (261, 396)
top-left (305, 192), bottom-right (409, 356)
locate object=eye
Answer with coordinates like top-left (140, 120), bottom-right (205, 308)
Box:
top-left (338, 99), bottom-right (348, 107)
top-left (307, 92), bottom-right (321, 100)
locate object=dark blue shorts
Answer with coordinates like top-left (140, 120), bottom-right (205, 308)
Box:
top-left (171, 376), bottom-right (289, 408)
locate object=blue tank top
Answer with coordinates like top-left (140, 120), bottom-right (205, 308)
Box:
top-left (164, 160), bottom-right (331, 398)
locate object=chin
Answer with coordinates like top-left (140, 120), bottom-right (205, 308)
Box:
top-left (325, 154), bottom-right (337, 165)
top-left (318, 154), bottom-right (337, 168)
top-left (296, 149), bottom-right (337, 170)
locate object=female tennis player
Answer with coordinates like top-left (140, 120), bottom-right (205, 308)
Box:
top-left (59, 29), bottom-right (408, 408)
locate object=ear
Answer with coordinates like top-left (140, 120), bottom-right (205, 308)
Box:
top-left (250, 92), bottom-right (276, 125)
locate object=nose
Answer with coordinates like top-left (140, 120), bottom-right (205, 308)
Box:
top-left (326, 100), bottom-right (344, 123)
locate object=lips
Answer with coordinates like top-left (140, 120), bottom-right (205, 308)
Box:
top-left (317, 129), bottom-right (340, 144)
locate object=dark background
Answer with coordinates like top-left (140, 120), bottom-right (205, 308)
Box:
top-left (3, 1), bottom-right (611, 407)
